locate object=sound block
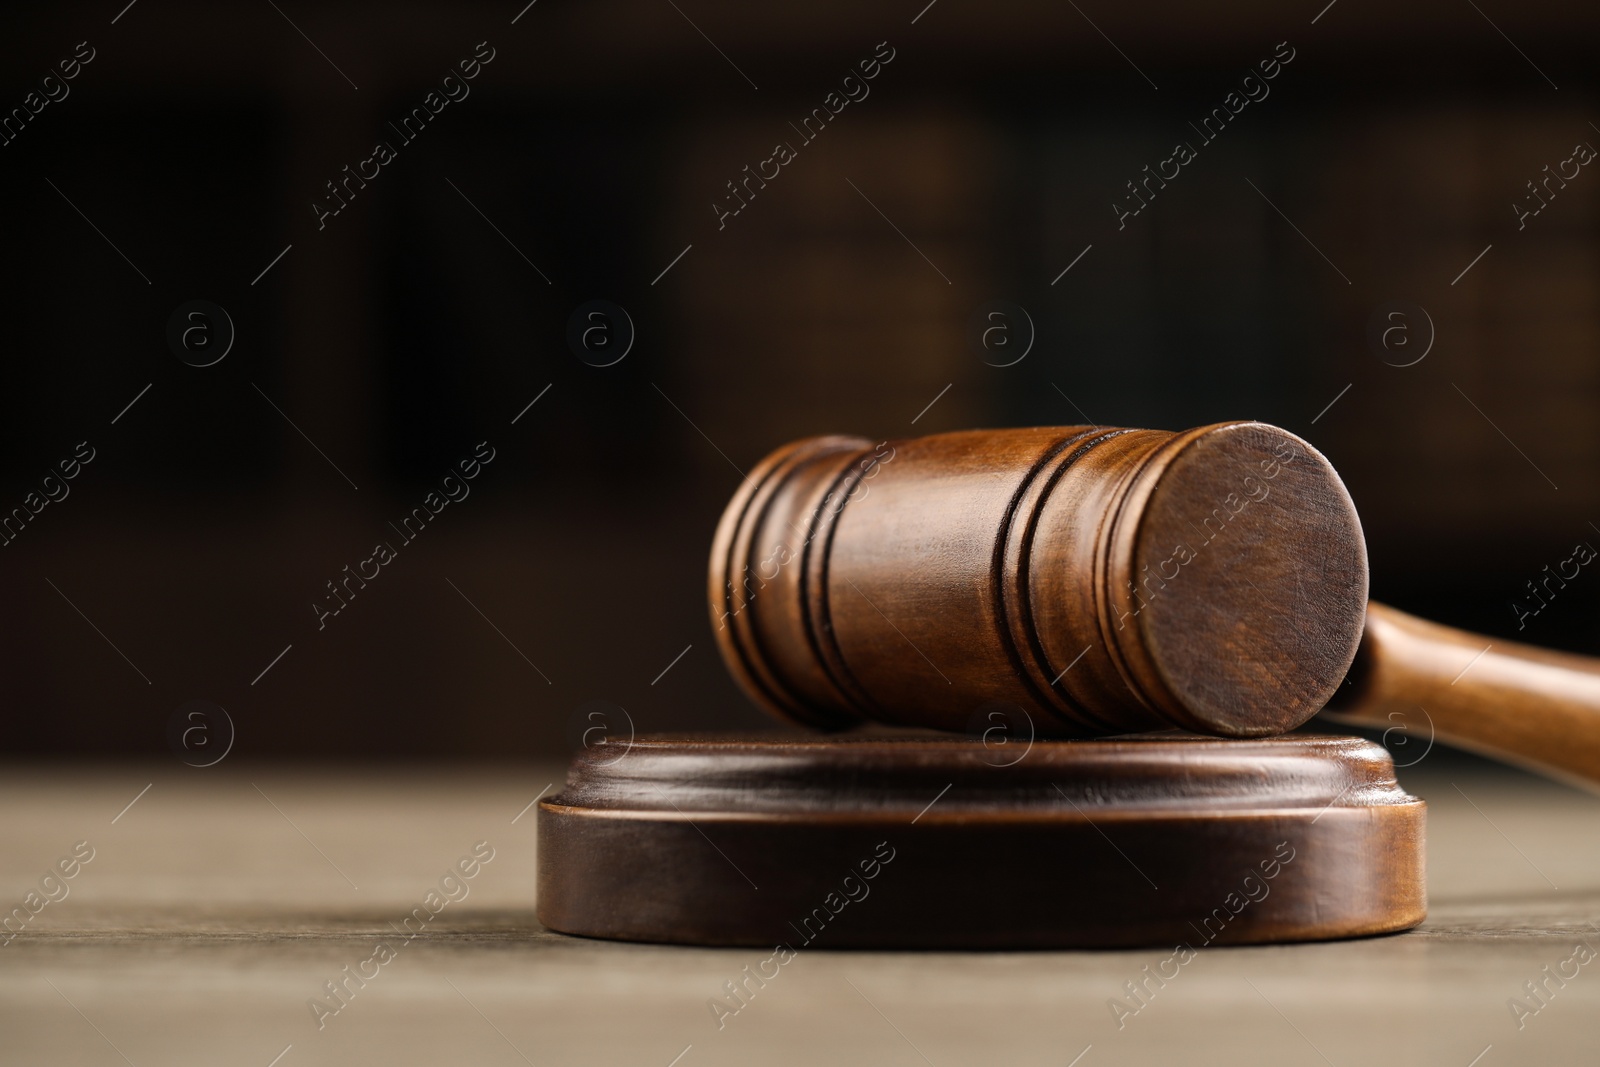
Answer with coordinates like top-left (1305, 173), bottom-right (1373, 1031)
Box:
top-left (537, 732), bottom-right (1425, 949)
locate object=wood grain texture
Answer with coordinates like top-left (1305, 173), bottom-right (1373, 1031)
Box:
top-left (1326, 602), bottom-right (1600, 791)
top-left (537, 732), bottom-right (1425, 948)
top-left (711, 425), bottom-right (1600, 793)
top-left (710, 423), bottom-right (1369, 738)
top-left (1, 762), bottom-right (1596, 1066)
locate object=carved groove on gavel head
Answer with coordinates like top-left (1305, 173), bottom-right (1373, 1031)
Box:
top-left (709, 423), bottom-right (1369, 738)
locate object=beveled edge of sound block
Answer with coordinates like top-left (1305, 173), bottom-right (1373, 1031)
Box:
top-left (537, 732), bottom-right (1426, 950)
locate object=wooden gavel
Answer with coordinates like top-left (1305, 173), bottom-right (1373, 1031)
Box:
top-left (709, 423), bottom-right (1600, 788)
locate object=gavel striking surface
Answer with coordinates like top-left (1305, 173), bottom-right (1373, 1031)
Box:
top-left (710, 423), bottom-right (1369, 740)
top-left (537, 732), bottom-right (1425, 949)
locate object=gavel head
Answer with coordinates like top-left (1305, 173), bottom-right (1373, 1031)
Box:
top-left (709, 423), bottom-right (1368, 738)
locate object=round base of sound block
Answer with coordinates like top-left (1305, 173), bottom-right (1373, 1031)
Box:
top-left (537, 732), bottom-right (1426, 949)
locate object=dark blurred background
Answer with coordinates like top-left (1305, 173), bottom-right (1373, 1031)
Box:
top-left (2, 0), bottom-right (1597, 758)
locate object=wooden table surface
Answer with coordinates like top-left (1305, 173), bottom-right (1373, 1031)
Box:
top-left (2, 755), bottom-right (1597, 1067)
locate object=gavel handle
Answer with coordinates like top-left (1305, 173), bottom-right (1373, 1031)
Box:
top-left (1322, 601), bottom-right (1600, 790)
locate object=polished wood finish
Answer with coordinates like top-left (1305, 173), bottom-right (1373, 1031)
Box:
top-left (1325, 602), bottom-right (1600, 790)
top-left (710, 424), bottom-right (1369, 738)
top-left (711, 423), bottom-right (1600, 789)
top-left (537, 732), bottom-right (1425, 948)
